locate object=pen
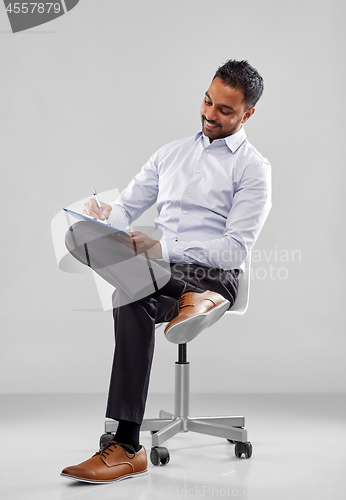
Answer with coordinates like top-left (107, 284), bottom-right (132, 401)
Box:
top-left (92, 186), bottom-right (108, 222)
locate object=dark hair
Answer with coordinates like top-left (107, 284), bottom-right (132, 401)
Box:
top-left (213, 60), bottom-right (264, 108)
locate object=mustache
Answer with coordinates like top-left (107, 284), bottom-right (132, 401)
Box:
top-left (202, 116), bottom-right (220, 127)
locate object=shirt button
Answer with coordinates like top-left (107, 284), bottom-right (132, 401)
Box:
top-left (179, 233), bottom-right (183, 236)
top-left (206, 149), bottom-right (210, 153)
top-left (187, 190), bottom-right (191, 194)
top-left (184, 211), bottom-right (187, 215)
top-left (196, 170), bottom-right (200, 173)
top-left (172, 259), bottom-right (176, 262)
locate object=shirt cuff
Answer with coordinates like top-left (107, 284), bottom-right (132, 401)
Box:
top-left (107, 202), bottom-right (129, 231)
top-left (160, 237), bottom-right (185, 263)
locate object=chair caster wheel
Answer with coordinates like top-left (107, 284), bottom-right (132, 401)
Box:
top-left (99, 433), bottom-right (114, 448)
top-left (150, 446), bottom-right (170, 466)
top-left (234, 441), bottom-right (252, 459)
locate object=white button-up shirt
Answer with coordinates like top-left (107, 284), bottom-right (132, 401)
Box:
top-left (108, 127), bottom-right (272, 270)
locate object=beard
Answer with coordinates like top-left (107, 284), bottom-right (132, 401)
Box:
top-left (201, 115), bottom-right (242, 141)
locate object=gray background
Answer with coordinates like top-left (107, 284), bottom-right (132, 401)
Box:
top-left (1, 0), bottom-right (345, 396)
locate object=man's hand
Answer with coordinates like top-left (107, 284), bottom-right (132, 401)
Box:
top-left (117, 231), bottom-right (163, 258)
top-left (83, 198), bottom-right (112, 221)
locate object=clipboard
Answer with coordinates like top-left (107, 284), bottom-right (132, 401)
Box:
top-left (63, 208), bottom-right (130, 237)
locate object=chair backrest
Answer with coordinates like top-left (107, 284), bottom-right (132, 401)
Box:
top-left (226, 253), bottom-right (251, 316)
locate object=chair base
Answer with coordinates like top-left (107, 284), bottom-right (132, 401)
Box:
top-left (104, 411), bottom-right (247, 447)
top-left (141, 410), bottom-right (247, 447)
top-left (103, 345), bottom-right (251, 463)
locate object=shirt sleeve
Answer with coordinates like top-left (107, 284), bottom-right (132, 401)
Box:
top-left (107, 152), bottom-right (159, 230)
top-left (161, 159), bottom-right (272, 270)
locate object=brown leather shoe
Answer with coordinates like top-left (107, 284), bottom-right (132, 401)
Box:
top-left (61, 441), bottom-right (147, 483)
top-left (164, 290), bottom-right (230, 344)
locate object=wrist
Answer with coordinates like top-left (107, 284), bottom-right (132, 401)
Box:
top-left (147, 241), bottom-right (162, 259)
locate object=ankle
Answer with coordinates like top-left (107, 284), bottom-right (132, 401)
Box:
top-left (114, 419), bottom-right (141, 452)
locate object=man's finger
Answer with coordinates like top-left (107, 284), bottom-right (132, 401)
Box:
top-left (84, 198), bottom-right (104, 220)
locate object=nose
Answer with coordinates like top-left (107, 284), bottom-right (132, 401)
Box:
top-left (203, 104), bottom-right (218, 122)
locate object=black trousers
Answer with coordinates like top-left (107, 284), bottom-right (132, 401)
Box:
top-left (65, 222), bottom-right (239, 425)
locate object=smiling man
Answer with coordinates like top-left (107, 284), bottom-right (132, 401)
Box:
top-left (62, 60), bottom-right (271, 483)
top-left (201, 75), bottom-right (255, 140)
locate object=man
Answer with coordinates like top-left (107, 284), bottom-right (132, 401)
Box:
top-left (61, 60), bottom-right (271, 483)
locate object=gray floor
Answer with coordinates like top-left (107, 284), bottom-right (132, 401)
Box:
top-left (1, 393), bottom-right (345, 500)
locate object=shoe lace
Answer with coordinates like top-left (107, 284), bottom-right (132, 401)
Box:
top-left (164, 278), bottom-right (201, 323)
top-left (97, 441), bottom-right (136, 459)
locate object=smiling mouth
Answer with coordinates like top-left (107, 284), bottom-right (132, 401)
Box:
top-left (203, 118), bottom-right (220, 129)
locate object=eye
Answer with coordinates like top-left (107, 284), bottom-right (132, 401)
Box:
top-left (204, 98), bottom-right (212, 106)
top-left (220, 109), bottom-right (231, 115)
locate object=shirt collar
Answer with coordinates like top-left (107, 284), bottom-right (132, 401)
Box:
top-left (195, 126), bottom-right (247, 153)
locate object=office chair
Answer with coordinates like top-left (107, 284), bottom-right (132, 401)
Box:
top-left (100, 254), bottom-right (252, 465)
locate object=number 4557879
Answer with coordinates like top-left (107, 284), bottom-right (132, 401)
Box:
top-left (5, 3), bottom-right (62, 14)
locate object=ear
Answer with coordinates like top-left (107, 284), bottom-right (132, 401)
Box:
top-left (241, 107), bottom-right (255, 124)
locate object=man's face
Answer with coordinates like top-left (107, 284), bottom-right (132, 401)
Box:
top-left (200, 77), bottom-right (255, 142)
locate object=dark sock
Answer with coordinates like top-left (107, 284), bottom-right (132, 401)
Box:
top-left (158, 275), bottom-right (205, 300)
top-left (114, 419), bottom-right (141, 452)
